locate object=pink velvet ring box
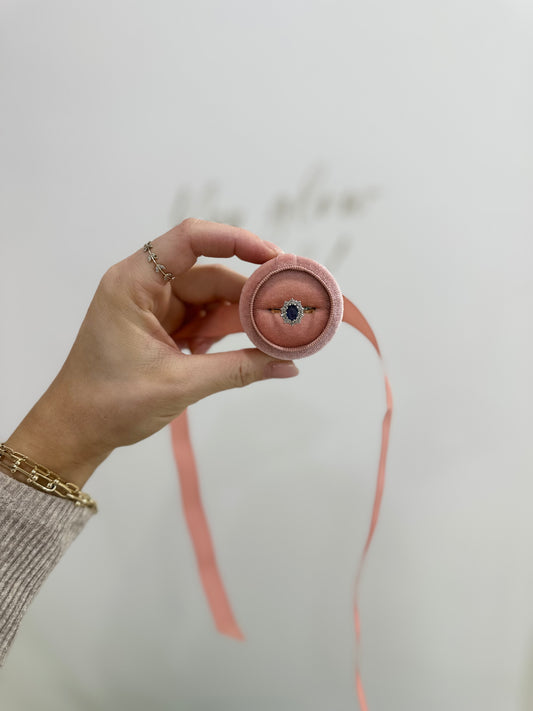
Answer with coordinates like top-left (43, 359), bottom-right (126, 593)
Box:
top-left (239, 254), bottom-right (344, 360)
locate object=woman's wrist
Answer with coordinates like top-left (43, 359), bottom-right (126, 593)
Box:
top-left (2, 389), bottom-right (111, 490)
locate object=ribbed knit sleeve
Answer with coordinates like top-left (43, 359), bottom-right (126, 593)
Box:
top-left (0, 471), bottom-right (95, 666)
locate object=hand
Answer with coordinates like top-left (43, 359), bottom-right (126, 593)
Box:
top-left (4, 219), bottom-right (299, 488)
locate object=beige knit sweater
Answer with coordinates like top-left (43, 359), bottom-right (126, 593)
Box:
top-left (0, 470), bottom-right (95, 666)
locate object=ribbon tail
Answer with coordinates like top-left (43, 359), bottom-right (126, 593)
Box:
top-left (170, 409), bottom-right (244, 640)
top-left (170, 296), bottom-right (394, 711)
top-left (350, 367), bottom-right (393, 708)
top-left (356, 668), bottom-right (370, 711)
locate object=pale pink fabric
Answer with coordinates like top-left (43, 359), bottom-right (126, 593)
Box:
top-left (170, 259), bottom-right (393, 710)
top-left (252, 270), bottom-right (330, 348)
top-left (170, 409), bottom-right (244, 639)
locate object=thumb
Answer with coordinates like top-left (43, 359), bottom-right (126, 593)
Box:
top-left (179, 348), bottom-right (299, 404)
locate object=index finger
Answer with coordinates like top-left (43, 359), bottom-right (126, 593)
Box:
top-left (142, 218), bottom-right (283, 284)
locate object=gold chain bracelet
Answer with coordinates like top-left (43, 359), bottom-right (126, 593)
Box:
top-left (0, 443), bottom-right (98, 511)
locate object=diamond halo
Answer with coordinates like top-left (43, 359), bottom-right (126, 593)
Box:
top-left (280, 298), bottom-right (305, 325)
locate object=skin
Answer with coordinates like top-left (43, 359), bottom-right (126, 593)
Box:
top-left (2, 219), bottom-right (299, 489)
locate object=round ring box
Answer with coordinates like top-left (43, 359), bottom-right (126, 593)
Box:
top-left (239, 254), bottom-right (344, 359)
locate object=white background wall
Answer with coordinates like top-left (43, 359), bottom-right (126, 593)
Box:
top-left (1, 1), bottom-right (532, 709)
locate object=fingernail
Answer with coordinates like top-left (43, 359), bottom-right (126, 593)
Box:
top-left (264, 240), bottom-right (284, 254)
top-left (263, 361), bottom-right (299, 379)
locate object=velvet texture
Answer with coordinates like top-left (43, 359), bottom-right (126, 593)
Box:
top-left (239, 254), bottom-right (344, 359)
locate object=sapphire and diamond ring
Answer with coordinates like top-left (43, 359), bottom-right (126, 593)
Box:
top-left (269, 299), bottom-right (316, 325)
top-left (281, 299), bottom-right (304, 325)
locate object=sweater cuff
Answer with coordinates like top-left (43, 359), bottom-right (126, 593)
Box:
top-left (0, 470), bottom-right (96, 666)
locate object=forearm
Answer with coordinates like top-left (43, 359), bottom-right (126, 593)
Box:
top-left (0, 392), bottom-right (102, 666)
top-left (3, 377), bottom-right (112, 489)
top-left (0, 471), bottom-right (95, 666)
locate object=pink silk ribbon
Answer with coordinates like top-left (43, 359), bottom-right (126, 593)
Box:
top-left (170, 296), bottom-right (393, 709)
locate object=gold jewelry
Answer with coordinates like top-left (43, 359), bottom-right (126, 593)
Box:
top-left (143, 241), bottom-right (175, 282)
top-left (268, 301), bottom-right (316, 325)
top-left (0, 443), bottom-right (98, 511)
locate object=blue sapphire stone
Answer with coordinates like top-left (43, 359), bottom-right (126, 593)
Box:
top-left (286, 304), bottom-right (299, 321)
